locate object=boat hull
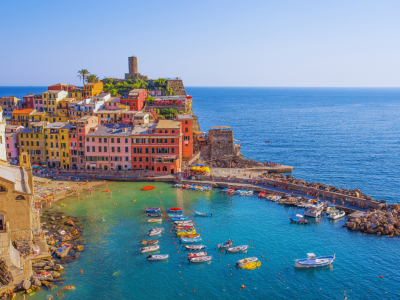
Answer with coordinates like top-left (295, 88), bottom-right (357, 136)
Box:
top-left (295, 255), bottom-right (335, 268)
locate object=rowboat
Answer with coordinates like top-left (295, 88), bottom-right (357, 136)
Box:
top-left (168, 214), bottom-right (183, 218)
top-left (289, 214), bottom-right (310, 224)
top-left (327, 210), bottom-right (346, 220)
top-left (177, 230), bottom-right (196, 237)
top-left (140, 245), bottom-right (160, 253)
top-left (226, 245), bottom-right (248, 253)
top-left (235, 257), bottom-right (258, 268)
top-left (221, 188), bottom-right (230, 193)
top-left (140, 240), bottom-right (158, 246)
top-left (174, 220), bottom-right (193, 225)
top-left (295, 253), bottom-right (335, 268)
top-left (174, 184), bottom-right (183, 188)
top-left (147, 213), bottom-right (161, 217)
top-left (218, 241), bottom-right (233, 248)
top-left (148, 228), bottom-right (164, 236)
top-left (187, 252), bottom-right (207, 259)
top-left (245, 190), bottom-right (254, 196)
top-left (146, 207), bottom-right (160, 212)
top-left (180, 234), bottom-right (200, 239)
top-left (147, 219), bottom-right (162, 223)
top-left (190, 255), bottom-right (212, 263)
top-left (147, 254), bottom-right (169, 261)
top-left (195, 211), bottom-right (213, 217)
top-left (175, 225), bottom-right (194, 230)
top-left (168, 208), bottom-right (183, 212)
top-left (171, 217), bottom-right (188, 221)
top-left (258, 192), bottom-right (266, 198)
top-left (182, 245), bottom-right (206, 250)
top-left (180, 237), bottom-right (202, 243)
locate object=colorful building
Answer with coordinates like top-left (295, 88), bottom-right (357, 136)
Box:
top-left (5, 125), bottom-right (23, 165)
top-left (22, 94), bottom-right (35, 109)
top-left (94, 109), bottom-right (124, 124)
top-left (42, 90), bottom-right (68, 113)
top-left (32, 94), bottom-right (43, 111)
top-left (48, 83), bottom-right (76, 92)
top-left (121, 89), bottom-right (148, 111)
top-left (10, 109), bottom-right (36, 127)
top-left (57, 98), bottom-right (76, 116)
top-left (0, 96), bottom-right (21, 116)
top-left (44, 122), bottom-right (71, 168)
top-left (18, 121), bottom-right (48, 165)
top-left (83, 82), bottom-right (103, 99)
top-left (176, 114), bottom-right (194, 159)
top-left (68, 89), bottom-right (85, 100)
top-left (104, 97), bottom-right (121, 110)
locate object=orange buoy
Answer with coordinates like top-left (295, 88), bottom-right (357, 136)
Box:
top-left (380, 276), bottom-right (383, 278)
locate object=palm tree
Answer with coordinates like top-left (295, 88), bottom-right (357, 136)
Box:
top-left (77, 69), bottom-right (90, 86)
top-left (86, 74), bottom-right (100, 83)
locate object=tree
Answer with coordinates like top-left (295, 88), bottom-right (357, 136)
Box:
top-left (77, 69), bottom-right (90, 86)
top-left (110, 89), bottom-right (118, 96)
top-left (86, 74), bottom-right (99, 83)
top-left (154, 78), bottom-right (167, 88)
top-left (145, 96), bottom-right (155, 104)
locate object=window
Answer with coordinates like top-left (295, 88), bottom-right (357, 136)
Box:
top-left (86, 137), bottom-right (89, 142)
top-left (104, 146), bottom-right (107, 152)
top-left (165, 130), bottom-right (168, 133)
top-left (152, 148), bottom-right (155, 154)
top-left (139, 157), bottom-right (142, 162)
top-left (117, 138), bottom-right (120, 143)
top-left (133, 157), bottom-right (137, 162)
top-left (92, 146), bottom-right (95, 152)
top-left (125, 157), bottom-right (129, 161)
top-left (117, 147), bottom-right (120, 153)
top-left (15, 195), bottom-right (25, 200)
top-left (87, 146), bottom-right (90, 152)
top-left (98, 146), bottom-right (102, 152)
top-left (104, 138), bottom-right (107, 142)
top-left (99, 138), bottom-right (102, 143)
top-left (125, 147), bottom-right (128, 152)
top-left (0, 186), bottom-right (6, 192)
top-left (185, 128), bottom-right (188, 133)
top-left (146, 157), bottom-right (149, 162)
top-left (92, 138), bottom-right (95, 142)
top-left (185, 121), bottom-right (188, 125)
top-left (145, 148), bottom-right (148, 154)
top-left (164, 139), bottom-right (168, 143)
top-left (112, 147), bottom-right (115, 152)
top-left (171, 148), bottom-right (174, 153)
top-left (171, 139), bottom-right (175, 143)
top-left (125, 138), bottom-right (128, 143)
top-left (111, 138), bottom-right (114, 143)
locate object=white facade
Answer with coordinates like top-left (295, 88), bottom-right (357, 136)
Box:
top-left (0, 108), bottom-right (7, 161)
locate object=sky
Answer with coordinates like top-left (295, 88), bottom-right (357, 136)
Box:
top-left (0, 0), bottom-right (399, 87)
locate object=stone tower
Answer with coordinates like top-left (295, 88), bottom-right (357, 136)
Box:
top-left (0, 106), bottom-right (6, 162)
top-left (125, 56), bottom-right (142, 79)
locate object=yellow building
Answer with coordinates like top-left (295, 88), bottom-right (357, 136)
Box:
top-left (42, 90), bottom-right (68, 113)
top-left (18, 121), bottom-right (48, 165)
top-left (69, 89), bottom-right (84, 100)
top-left (31, 111), bottom-right (69, 124)
top-left (10, 109), bottom-right (37, 127)
top-left (83, 82), bottom-right (103, 99)
top-left (94, 109), bottom-right (124, 124)
top-left (44, 122), bottom-right (71, 169)
top-left (57, 98), bottom-right (75, 116)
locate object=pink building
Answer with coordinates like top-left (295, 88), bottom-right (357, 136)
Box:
top-left (121, 111), bottom-right (138, 125)
top-left (104, 97), bottom-right (121, 110)
top-left (85, 124), bottom-right (133, 170)
top-left (73, 116), bottom-right (99, 169)
top-left (5, 125), bottom-right (23, 165)
top-left (33, 94), bottom-right (44, 111)
top-left (22, 94), bottom-right (35, 109)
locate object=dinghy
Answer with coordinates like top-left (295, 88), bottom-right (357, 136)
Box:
top-left (187, 252), bottom-right (207, 259)
top-left (177, 230), bottom-right (196, 237)
top-left (226, 245), bottom-right (248, 253)
top-left (147, 254), bottom-right (169, 261)
top-left (258, 192), bottom-right (266, 198)
top-left (140, 245), bottom-right (160, 253)
top-left (295, 253), bottom-right (335, 268)
top-left (183, 245), bottom-right (206, 251)
top-left (235, 257), bottom-right (259, 268)
top-left (148, 213), bottom-right (161, 217)
top-left (175, 225), bottom-right (194, 230)
top-left (168, 208), bottom-right (183, 212)
top-left (168, 214), bottom-right (183, 218)
top-left (180, 237), bottom-right (202, 243)
top-left (140, 240), bottom-right (158, 246)
top-left (148, 228), bottom-right (164, 236)
top-left (171, 217), bottom-right (188, 221)
top-left (180, 234), bottom-right (200, 239)
top-left (289, 214), bottom-right (310, 224)
top-left (146, 207), bottom-right (160, 213)
top-left (218, 240), bottom-right (233, 248)
top-left (195, 211), bottom-right (213, 217)
top-left (327, 210), bottom-right (346, 220)
top-left (174, 220), bottom-right (193, 225)
top-left (190, 255), bottom-right (212, 263)
top-left (147, 219), bottom-right (162, 223)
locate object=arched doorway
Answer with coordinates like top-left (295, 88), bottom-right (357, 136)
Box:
top-left (162, 166), bottom-right (167, 172)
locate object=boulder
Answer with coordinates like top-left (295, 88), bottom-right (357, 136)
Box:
top-left (54, 264), bottom-right (64, 271)
top-left (64, 219), bottom-right (75, 226)
top-left (26, 289), bottom-right (33, 294)
top-left (75, 245), bottom-right (84, 252)
top-left (345, 222), bottom-right (356, 229)
top-left (46, 260), bottom-right (54, 267)
top-left (21, 280), bottom-right (31, 290)
top-left (33, 262), bottom-right (46, 268)
top-left (31, 285), bottom-right (41, 291)
top-left (50, 271), bottom-right (60, 278)
top-left (50, 216), bottom-right (55, 221)
top-left (44, 266), bottom-right (52, 270)
top-left (32, 279), bottom-right (41, 287)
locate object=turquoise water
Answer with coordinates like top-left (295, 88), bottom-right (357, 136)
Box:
top-left (32, 182), bottom-right (400, 300)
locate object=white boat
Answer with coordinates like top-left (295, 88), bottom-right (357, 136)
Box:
top-left (140, 245), bottom-right (160, 253)
top-left (190, 255), bottom-right (212, 263)
top-left (226, 245), bottom-right (248, 253)
top-left (168, 214), bottom-right (183, 218)
top-left (304, 204), bottom-right (323, 218)
top-left (183, 245), bottom-right (206, 250)
top-left (295, 253), bottom-right (335, 268)
top-left (147, 254), bottom-right (169, 261)
top-left (174, 220), bottom-right (193, 225)
top-left (148, 228), bottom-right (164, 236)
top-left (246, 190), bottom-right (254, 196)
top-left (271, 195), bottom-right (281, 202)
top-left (235, 257), bottom-right (258, 267)
top-left (147, 219), bottom-right (162, 223)
top-left (327, 210), bottom-right (346, 220)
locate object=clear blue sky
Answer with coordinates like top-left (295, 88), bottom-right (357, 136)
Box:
top-left (1, 0), bottom-right (399, 87)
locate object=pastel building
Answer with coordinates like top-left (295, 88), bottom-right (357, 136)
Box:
top-left (121, 89), bottom-right (148, 111)
top-left (44, 122), bottom-right (71, 168)
top-left (42, 90), bottom-right (68, 113)
top-left (83, 82), bottom-right (103, 99)
top-left (22, 94), bottom-right (35, 109)
top-left (48, 83), bottom-right (76, 92)
top-left (73, 116), bottom-right (99, 169)
top-left (104, 97), bottom-right (121, 110)
top-left (18, 121), bottom-right (48, 165)
top-left (176, 114), bottom-right (194, 159)
top-left (0, 96), bottom-right (21, 115)
top-left (33, 94), bottom-right (44, 111)
top-left (5, 125), bottom-right (23, 164)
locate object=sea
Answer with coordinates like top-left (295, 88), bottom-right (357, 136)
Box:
top-left (2, 86), bottom-right (400, 299)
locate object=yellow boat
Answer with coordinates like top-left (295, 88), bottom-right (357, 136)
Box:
top-left (241, 261), bottom-right (261, 270)
top-left (177, 230), bottom-right (196, 237)
top-left (180, 234), bottom-right (200, 238)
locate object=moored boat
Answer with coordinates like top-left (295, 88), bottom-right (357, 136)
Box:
top-left (177, 230), bottom-right (196, 237)
top-left (148, 213), bottom-right (161, 217)
top-left (180, 237), bottom-right (202, 243)
top-left (195, 211), bottom-right (213, 217)
top-left (295, 253), bottom-right (335, 268)
top-left (187, 252), bottom-right (207, 259)
top-left (304, 204), bottom-right (324, 218)
top-left (218, 240), bottom-right (233, 248)
top-left (235, 257), bottom-right (258, 268)
top-left (174, 220), bottom-right (193, 225)
top-left (289, 214), bottom-right (310, 224)
top-left (140, 240), bottom-right (158, 246)
top-left (327, 210), bottom-right (346, 220)
top-left (171, 217), bottom-right (188, 221)
top-left (180, 234), bottom-right (201, 239)
top-left (182, 245), bottom-right (206, 251)
top-left (168, 214), bottom-right (183, 218)
top-left (147, 254), bottom-right (169, 261)
top-left (148, 227), bottom-right (164, 236)
top-left (226, 245), bottom-right (248, 253)
top-left (258, 192), bottom-right (266, 198)
top-left (147, 219), bottom-right (162, 223)
top-left (140, 245), bottom-right (160, 253)
top-left (190, 255), bottom-right (212, 263)
top-left (146, 207), bottom-right (160, 213)
top-left (169, 207), bottom-right (183, 212)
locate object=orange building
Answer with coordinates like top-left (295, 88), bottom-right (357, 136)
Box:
top-left (83, 82), bottom-right (103, 99)
top-left (176, 114), bottom-right (193, 159)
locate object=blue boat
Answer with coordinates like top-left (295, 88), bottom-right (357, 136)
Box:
top-left (180, 237), bottom-right (202, 243)
top-left (289, 214), bottom-right (310, 224)
top-left (295, 253), bottom-right (335, 268)
top-left (171, 217), bottom-right (188, 221)
top-left (146, 208), bottom-right (160, 213)
top-left (168, 214), bottom-right (183, 218)
top-left (195, 211), bottom-right (213, 217)
top-left (218, 240), bottom-right (233, 248)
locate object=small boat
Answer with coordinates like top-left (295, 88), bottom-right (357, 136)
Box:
top-left (148, 228), bottom-right (164, 236)
top-left (258, 192), bottom-right (266, 198)
top-left (174, 220), bottom-right (193, 225)
top-left (221, 188), bottom-right (230, 193)
top-left (195, 211), bottom-right (213, 217)
top-left (180, 234), bottom-right (201, 239)
top-left (177, 230), bottom-right (196, 237)
top-left (148, 219), bottom-right (162, 223)
top-left (327, 210), bottom-right (346, 220)
top-left (289, 214), bottom-right (310, 224)
top-left (174, 184), bottom-right (183, 188)
top-left (245, 190), bottom-right (254, 196)
top-left (295, 253), bottom-right (335, 268)
top-left (146, 207), bottom-right (160, 212)
top-left (226, 245), bottom-right (248, 253)
top-left (171, 217), bottom-right (188, 221)
top-left (271, 195), bottom-right (282, 202)
top-left (190, 255), bottom-right (212, 263)
top-left (169, 214), bottom-right (183, 218)
top-left (218, 241), bottom-right (233, 248)
top-left (180, 237), bottom-right (202, 243)
top-left (235, 257), bottom-right (258, 268)
top-left (140, 240), bottom-right (158, 246)
top-left (284, 200), bottom-right (298, 207)
top-left (187, 252), bottom-right (207, 259)
top-left (140, 245), bottom-right (160, 253)
top-left (142, 186), bottom-right (155, 191)
top-left (147, 254), bottom-right (169, 261)
top-left (234, 189), bottom-right (243, 195)
top-left (304, 204), bottom-right (324, 218)
top-left (175, 225), bottom-right (194, 230)
top-left (169, 207), bottom-right (183, 212)
top-left (148, 213), bottom-right (161, 217)
top-left (183, 245), bottom-right (206, 251)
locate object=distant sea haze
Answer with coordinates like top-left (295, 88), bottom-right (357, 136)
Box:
top-left (2, 86), bottom-right (400, 203)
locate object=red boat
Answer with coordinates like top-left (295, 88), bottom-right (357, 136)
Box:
top-left (258, 192), bottom-right (266, 198)
top-left (169, 208), bottom-right (182, 211)
top-left (187, 252), bottom-right (207, 259)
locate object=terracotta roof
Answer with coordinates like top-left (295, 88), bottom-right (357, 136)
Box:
top-left (12, 109), bottom-right (35, 114)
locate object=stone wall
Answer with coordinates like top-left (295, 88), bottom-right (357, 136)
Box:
top-left (209, 129), bottom-right (236, 159)
top-left (166, 80), bottom-right (186, 96)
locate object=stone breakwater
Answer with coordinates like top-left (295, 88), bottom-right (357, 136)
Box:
top-left (11, 211), bottom-right (85, 297)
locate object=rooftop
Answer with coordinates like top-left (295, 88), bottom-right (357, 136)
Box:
top-left (176, 114), bottom-right (193, 120)
top-left (86, 124), bottom-right (134, 137)
top-left (156, 120), bottom-right (181, 129)
top-left (123, 110), bottom-right (139, 115)
top-left (94, 93), bottom-right (110, 98)
top-left (49, 83), bottom-right (74, 87)
top-left (0, 164), bottom-right (31, 194)
top-left (129, 89), bottom-right (145, 94)
top-left (42, 90), bottom-right (65, 94)
top-left (31, 121), bottom-right (48, 127)
top-left (12, 109), bottom-right (35, 114)
top-left (85, 82), bottom-right (101, 86)
top-left (105, 97), bottom-right (120, 103)
top-left (131, 123), bottom-right (156, 135)
top-left (45, 122), bottom-right (68, 129)
top-left (95, 109), bottom-right (125, 114)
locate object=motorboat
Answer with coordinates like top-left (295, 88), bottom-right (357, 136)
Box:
top-left (190, 255), bottom-right (212, 263)
top-left (183, 245), bottom-right (206, 251)
top-left (304, 204), bottom-right (324, 218)
top-left (175, 225), bottom-right (194, 230)
top-left (195, 211), bottom-right (213, 217)
top-left (140, 240), bottom-right (158, 246)
top-left (218, 241), bottom-right (233, 248)
top-left (221, 188), bottom-right (230, 193)
top-left (258, 192), bottom-right (266, 198)
top-left (289, 214), bottom-right (310, 224)
top-left (168, 214), bottom-right (183, 218)
top-left (147, 219), bottom-right (162, 223)
top-left (326, 205), bottom-right (336, 214)
top-left (226, 245), bottom-right (248, 253)
top-left (146, 207), bottom-right (160, 213)
top-left (148, 213), bottom-right (161, 217)
top-left (271, 195), bottom-right (282, 202)
top-left (177, 230), bottom-right (196, 237)
top-left (140, 245), bottom-right (160, 253)
top-left (234, 189), bottom-right (243, 195)
top-left (171, 217), bottom-right (188, 221)
top-left (239, 190), bottom-right (247, 196)
top-left (174, 184), bottom-right (183, 188)
top-left (180, 234), bottom-right (200, 239)
top-left (246, 190), bottom-right (254, 196)
top-left (147, 254), bottom-right (169, 261)
top-left (180, 237), bottom-right (202, 243)
top-left (295, 253), bottom-right (335, 268)
top-left (235, 257), bottom-right (258, 268)
top-left (148, 228), bottom-right (164, 236)
top-left (227, 189), bottom-right (235, 195)
top-left (169, 208), bottom-right (183, 212)
top-left (174, 220), bottom-right (193, 225)
top-left (187, 252), bottom-right (207, 259)
top-left (327, 210), bottom-right (346, 220)
top-left (203, 186), bottom-right (212, 191)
